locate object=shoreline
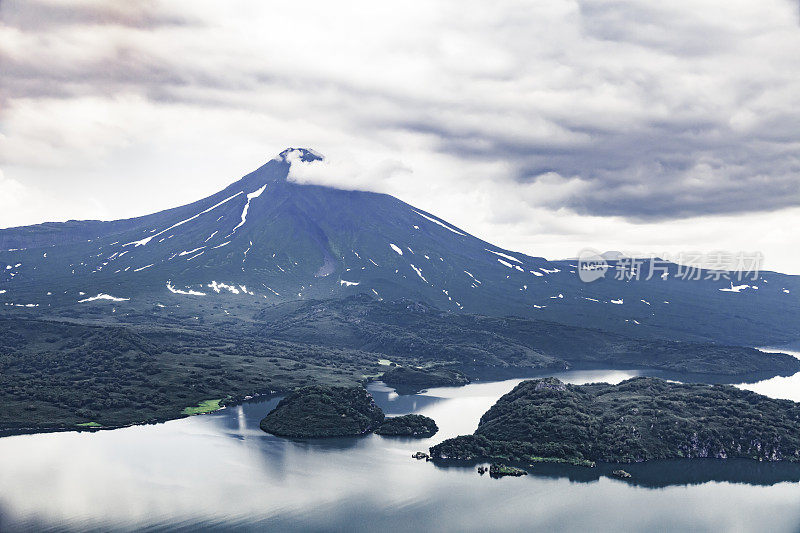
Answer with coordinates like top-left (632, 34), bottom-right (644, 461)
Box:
top-left (3, 362), bottom-right (799, 439)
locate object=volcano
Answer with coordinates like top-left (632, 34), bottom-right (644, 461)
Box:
top-left (1, 148), bottom-right (798, 346)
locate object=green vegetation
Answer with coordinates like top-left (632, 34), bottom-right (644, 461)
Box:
top-left (0, 318), bottom-right (374, 435)
top-left (375, 414), bottom-right (438, 437)
top-left (76, 422), bottom-right (102, 428)
top-left (430, 435), bottom-right (595, 467)
top-left (2, 292), bottom-right (799, 436)
top-left (259, 385), bottom-right (385, 438)
top-left (431, 377), bottom-right (800, 465)
top-left (489, 463), bottom-right (527, 478)
top-left (182, 399), bottom-right (223, 416)
top-left (380, 366), bottom-right (469, 393)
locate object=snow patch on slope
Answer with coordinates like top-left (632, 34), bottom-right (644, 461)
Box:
top-left (719, 283), bottom-right (751, 293)
top-left (207, 281), bottom-right (244, 294)
top-left (231, 184), bottom-right (267, 234)
top-left (411, 209), bottom-right (466, 236)
top-left (179, 247), bottom-right (205, 257)
top-left (409, 264), bottom-right (428, 283)
top-left (79, 293), bottom-right (130, 303)
top-left (123, 191), bottom-right (244, 247)
top-left (167, 282), bottom-right (206, 296)
top-left (485, 249), bottom-right (522, 263)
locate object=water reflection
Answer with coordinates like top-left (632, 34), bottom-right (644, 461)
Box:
top-left (369, 382), bottom-right (448, 415)
top-left (1, 369), bottom-right (800, 532)
top-left (736, 372), bottom-right (800, 403)
top-left (432, 458), bottom-right (800, 489)
top-left (736, 347), bottom-right (800, 401)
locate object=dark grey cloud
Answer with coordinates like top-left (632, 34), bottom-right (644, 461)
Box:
top-left (386, 103), bottom-right (800, 220)
top-left (0, 47), bottom-right (188, 103)
top-left (576, 1), bottom-right (738, 55)
top-left (0, 0), bottom-right (193, 30)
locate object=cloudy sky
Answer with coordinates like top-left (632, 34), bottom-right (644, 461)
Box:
top-left (1, 0), bottom-right (799, 272)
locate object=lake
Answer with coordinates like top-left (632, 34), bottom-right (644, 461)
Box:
top-left (2, 368), bottom-right (800, 532)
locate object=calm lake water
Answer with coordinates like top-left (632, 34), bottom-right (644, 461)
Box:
top-left (3, 368), bottom-right (800, 532)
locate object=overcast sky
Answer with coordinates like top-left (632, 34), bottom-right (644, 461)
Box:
top-left (1, 0), bottom-right (799, 272)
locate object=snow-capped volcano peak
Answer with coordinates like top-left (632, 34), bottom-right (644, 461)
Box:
top-left (233, 148), bottom-right (323, 189)
top-left (278, 147), bottom-right (324, 163)
top-left (224, 148), bottom-right (321, 191)
top-left (0, 149), bottom-right (798, 347)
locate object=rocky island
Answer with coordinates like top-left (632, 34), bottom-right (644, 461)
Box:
top-left (489, 463), bottom-right (528, 478)
top-left (380, 366), bottom-right (470, 393)
top-left (430, 377), bottom-right (800, 465)
top-left (375, 414), bottom-right (439, 437)
top-left (260, 385), bottom-right (384, 438)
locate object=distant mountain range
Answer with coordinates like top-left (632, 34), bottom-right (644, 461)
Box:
top-left (1, 148), bottom-right (797, 346)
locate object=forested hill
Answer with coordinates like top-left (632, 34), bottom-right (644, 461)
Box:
top-left (431, 377), bottom-right (800, 464)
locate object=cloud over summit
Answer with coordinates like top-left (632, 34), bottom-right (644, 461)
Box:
top-left (1, 0), bottom-right (798, 270)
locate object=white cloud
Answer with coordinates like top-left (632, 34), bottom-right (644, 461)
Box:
top-left (288, 151), bottom-right (413, 191)
top-left (0, 169), bottom-right (25, 208)
top-left (0, 168), bottom-right (42, 228)
top-left (0, 0), bottom-right (799, 272)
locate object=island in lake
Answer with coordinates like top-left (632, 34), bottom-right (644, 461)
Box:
top-left (380, 366), bottom-right (470, 393)
top-left (375, 414), bottom-right (438, 437)
top-left (260, 385), bottom-right (385, 438)
top-left (260, 385), bottom-right (441, 439)
top-left (430, 377), bottom-right (800, 465)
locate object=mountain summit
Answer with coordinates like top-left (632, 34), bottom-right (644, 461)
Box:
top-left (279, 147), bottom-right (324, 163)
top-left (0, 149), bottom-right (797, 346)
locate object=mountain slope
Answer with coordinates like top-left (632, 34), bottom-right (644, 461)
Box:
top-left (1, 148), bottom-right (798, 346)
top-left (255, 295), bottom-right (800, 377)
